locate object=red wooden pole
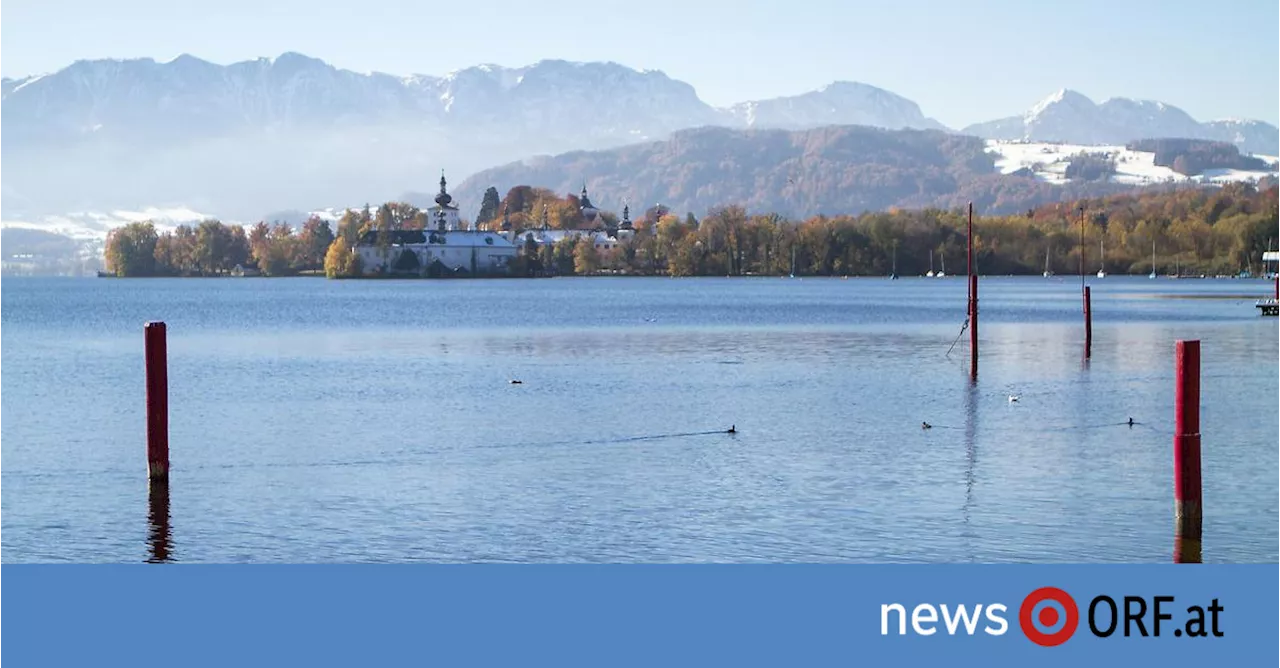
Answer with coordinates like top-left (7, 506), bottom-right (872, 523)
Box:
top-left (145, 321), bottom-right (169, 482)
top-left (969, 274), bottom-right (979, 379)
top-left (1083, 286), bottom-right (1092, 359)
top-left (968, 203), bottom-right (978, 380)
top-left (967, 202), bottom-right (973, 281)
top-left (1173, 340), bottom-right (1202, 563)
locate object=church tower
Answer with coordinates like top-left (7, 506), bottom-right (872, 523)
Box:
top-left (579, 182), bottom-right (599, 229)
top-left (619, 201), bottom-right (633, 231)
top-left (431, 170), bottom-right (461, 232)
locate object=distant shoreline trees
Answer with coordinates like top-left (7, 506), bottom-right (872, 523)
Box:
top-left (105, 182), bottom-right (1278, 279)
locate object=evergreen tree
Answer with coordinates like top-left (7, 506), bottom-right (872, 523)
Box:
top-left (477, 187), bottom-right (501, 226)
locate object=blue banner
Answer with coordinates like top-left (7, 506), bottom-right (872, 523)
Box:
top-left (3, 565), bottom-right (1275, 666)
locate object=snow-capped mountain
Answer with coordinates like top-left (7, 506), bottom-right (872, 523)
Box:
top-left (436, 60), bottom-right (722, 140)
top-left (0, 54), bottom-right (718, 148)
top-left (3, 53), bottom-right (1277, 229)
top-left (1201, 118), bottom-right (1279, 153)
top-left (724, 81), bottom-right (945, 131)
top-left (963, 89), bottom-right (1277, 154)
top-left (0, 54), bottom-right (732, 221)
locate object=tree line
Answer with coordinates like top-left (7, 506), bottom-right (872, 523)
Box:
top-left (105, 217), bottom-right (336, 277)
top-left (107, 182), bottom-right (1278, 279)
top-left (507, 182), bottom-right (1278, 278)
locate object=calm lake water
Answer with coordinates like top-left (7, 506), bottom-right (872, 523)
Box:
top-left (2, 275), bottom-right (1276, 563)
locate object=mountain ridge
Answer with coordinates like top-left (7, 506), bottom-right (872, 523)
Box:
top-left (3, 53), bottom-right (1276, 221)
top-left (451, 124), bottom-right (1149, 221)
top-left (962, 88), bottom-right (1277, 154)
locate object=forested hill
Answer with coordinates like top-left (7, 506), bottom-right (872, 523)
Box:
top-left (454, 125), bottom-right (1147, 218)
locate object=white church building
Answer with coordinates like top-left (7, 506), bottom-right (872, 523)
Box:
top-left (354, 172), bottom-right (518, 277)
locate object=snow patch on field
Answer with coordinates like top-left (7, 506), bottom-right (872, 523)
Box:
top-left (986, 140), bottom-right (1278, 186)
top-left (1, 207), bottom-right (219, 241)
top-left (1, 206), bottom-right (352, 243)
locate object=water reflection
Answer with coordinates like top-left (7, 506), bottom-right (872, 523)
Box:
top-left (147, 482), bottom-right (172, 563)
top-left (962, 380), bottom-right (978, 560)
top-left (3, 277), bottom-right (1274, 563)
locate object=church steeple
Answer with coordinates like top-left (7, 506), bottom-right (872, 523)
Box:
top-left (435, 170), bottom-right (453, 208)
top-left (579, 180), bottom-right (598, 227)
top-left (434, 169), bottom-right (455, 232)
top-left (620, 200), bottom-right (633, 230)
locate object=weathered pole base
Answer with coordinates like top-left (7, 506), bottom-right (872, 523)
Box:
top-left (1173, 431), bottom-right (1202, 544)
top-left (1173, 536), bottom-right (1202, 564)
top-left (148, 460), bottom-right (169, 481)
top-left (1174, 499), bottom-right (1203, 542)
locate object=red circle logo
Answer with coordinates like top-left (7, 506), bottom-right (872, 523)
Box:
top-left (1019, 587), bottom-right (1079, 646)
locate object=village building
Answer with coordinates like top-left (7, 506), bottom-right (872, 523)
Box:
top-left (353, 172), bottom-right (517, 276)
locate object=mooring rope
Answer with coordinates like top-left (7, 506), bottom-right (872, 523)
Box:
top-left (945, 317), bottom-right (970, 357)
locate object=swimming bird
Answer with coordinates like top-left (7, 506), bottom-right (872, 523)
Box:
top-left (726, 425), bottom-right (736, 434)
top-left (1008, 394), bottom-right (1020, 403)
top-left (509, 379), bottom-right (523, 385)
top-left (921, 422), bottom-right (932, 430)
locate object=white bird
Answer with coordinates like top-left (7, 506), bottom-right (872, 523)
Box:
top-left (1008, 395), bottom-right (1020, 403)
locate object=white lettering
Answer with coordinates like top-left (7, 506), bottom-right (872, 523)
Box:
top-left (912, 604), bottom-right (938, 635)
top-left (984, 603), bottom-right (1009, 635)
top-left (880, 603), bottom-right (906, 635)
top-left (940, 604), bottom-right (983, 635)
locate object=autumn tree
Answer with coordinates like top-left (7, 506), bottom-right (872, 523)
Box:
top-left (251, 222), bottom-right (300, 276)
top-left (573, 236), bottom-right (601, 275)
top-left (551, 237), bottom-right (577, 275)
top-left (298, 216), bottom-right (335, 271)
top-left (248, 222), bottom-right (271, 261)
top-left (105, 222), bottom-right (159, 276)
top-left (226, 225), bottom-right (252, 269)
top-left (324, 237), bottom-right (363, 278)
top-left (194, 220), bottom-right (230, 275)
top-left (336, 209), bottom-right (363, 247)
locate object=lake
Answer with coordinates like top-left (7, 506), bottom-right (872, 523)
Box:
top-left (2, 275), bottom-right (1276, 563)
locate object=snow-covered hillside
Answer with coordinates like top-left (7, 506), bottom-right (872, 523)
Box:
top-left (1, 206), bottom-right (216, 241)
top-left (0, 205), bottom-right (355, 243)
top-left (964, 89), bottom-right (1279, 155)
top-left (986, 139), bottom-right (1279, 186)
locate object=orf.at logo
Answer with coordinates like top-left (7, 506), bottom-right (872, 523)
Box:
top-left (1019, 587), bottom-right (1080, 646)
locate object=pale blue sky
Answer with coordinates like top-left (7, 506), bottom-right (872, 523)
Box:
top-left (3, 0), bottom-right (1277, 127)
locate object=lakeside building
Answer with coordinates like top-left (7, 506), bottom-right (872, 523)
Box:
top-left (353, 172), bottom-right (518, 276)
top-left (501, 185), bottom-right (636, 253)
